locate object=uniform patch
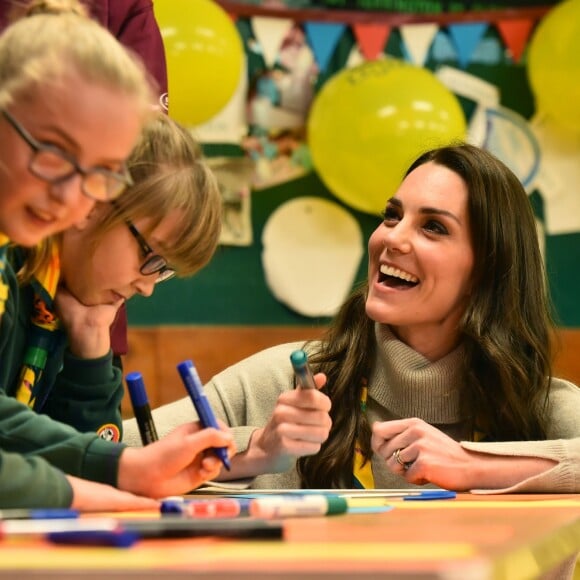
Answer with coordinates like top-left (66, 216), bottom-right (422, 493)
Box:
top-left (97, 423), bottom-right (120, 442)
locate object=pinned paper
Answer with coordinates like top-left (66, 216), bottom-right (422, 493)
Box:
top-left (262, 197), bottom-right (363, 317)
top-left (531, 115), bottom-right (580, 235)
top-left (482, 106), bottom-right (540, 191)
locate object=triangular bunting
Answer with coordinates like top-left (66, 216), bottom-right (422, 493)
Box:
top-left (346, 44), bottom-right (365, 69)
top-left (251, 17), bottom-right (295, 68)
top-left (352, 23), bottom-right (391, 61)
top-left (447, 22), bottom-right (489, 68)
top-left (495, 19), bottom-right (534, 64)
top-left (303, 21), bottom-right (346, 73)
top-left (399, 23), bottom-right (438, 66)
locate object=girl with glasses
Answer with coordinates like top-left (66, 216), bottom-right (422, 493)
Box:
top-left (0, 0), bottom-right (233, 510)
top-left (5, 112), bottom-right (222, 443)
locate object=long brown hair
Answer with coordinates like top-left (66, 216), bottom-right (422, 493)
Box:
top-left (299, 143), bottom-right (554, 488)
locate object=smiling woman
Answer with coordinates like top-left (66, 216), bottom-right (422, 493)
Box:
top-left (4, 112), bottom-right (222, 441)
top-left (124, 142), bottom-right (580, 497)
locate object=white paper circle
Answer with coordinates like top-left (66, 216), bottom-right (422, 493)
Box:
top-left (262, 197), bottom-right (363, 317)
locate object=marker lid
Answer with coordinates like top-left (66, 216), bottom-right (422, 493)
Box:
top-left (290, 350), bottom-right (308, 367)
top-left (325, 495), bottom-right (348, 515)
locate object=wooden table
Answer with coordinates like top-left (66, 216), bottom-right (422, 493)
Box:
top-left (1, 493), bottom-right (579, 579)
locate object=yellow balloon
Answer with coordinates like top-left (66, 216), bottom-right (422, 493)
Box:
top-left (154, 0), bottom-right (243, 127)
top-left (528, 0), bottom-right (580, 133)
top-left (307, 59), bottom-right (466, 215)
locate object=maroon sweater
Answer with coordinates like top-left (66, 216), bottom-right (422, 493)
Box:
top-left (0, 0), bottom-right (169, 355)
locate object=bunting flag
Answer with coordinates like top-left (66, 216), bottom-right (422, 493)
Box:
top-left (447, 22), bottom-right (489, 68)
top-left (346, 44), bottom-right (365, 69)
top-left (303, 21), bottom-right (346, 73)
top-left (495, 18), bottom-right (535, 63)
top-left (399, 23), bottom-right (438, 66)
top-left (352, 23), bottom-right (391, 61)
top-left (251, 17), bottom-right (295, 68)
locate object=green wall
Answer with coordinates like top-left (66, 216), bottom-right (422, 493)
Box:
top-left (127, 18), bottom-right (580, 328)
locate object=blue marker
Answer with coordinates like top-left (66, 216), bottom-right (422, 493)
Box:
top-left (177, 360), bottom-right (231, 471)
top-left (125, 371), bottom-right (159, 445)
top-left (290, 349), bottom-right (316, 390)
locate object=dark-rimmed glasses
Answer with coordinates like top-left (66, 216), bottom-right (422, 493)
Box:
top-left (110, 200), bottom-right (176, 284)
top-left (1, 109), bottom-right (133, 201)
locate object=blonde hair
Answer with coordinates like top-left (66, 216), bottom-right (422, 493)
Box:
top-left (88, 114), bottom-right (222, 277)
top-left (5, 0), bottom-right (156, 284)
top-left (0, 0), bottom-right (154, 110)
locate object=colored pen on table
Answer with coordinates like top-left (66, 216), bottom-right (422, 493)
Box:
top-left (125, 371), bottom-right (159, 445)
top-left (0, 516), bottom-right (138, 547)
top-left (0, 509), bottom-right (79, 520)
top-left (290, 349), bottom-right (316, 390)
top-left (161, 497), bottom-right (250, 518)
top-left (176, 360), bottom-right (231, 471)
top-left (248, 494), bottom-right (347, 519)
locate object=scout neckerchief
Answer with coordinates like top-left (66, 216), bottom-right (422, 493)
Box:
top-left (352, 377), bottom-right (490, 489)
top-left (0, 233), bottom-right (9, 318)
top-left (15, 240), bottom-right (62, 407)
top-left (353, 378), bottom-right (375, 489)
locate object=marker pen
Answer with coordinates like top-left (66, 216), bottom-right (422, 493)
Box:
top-left (290, 349), bottom-right (316, 390)
top-left (176, 360), bottom-right (231, 471)
top-left (249, 494), bottom-right (347, 519)
top-left (162, 498), bottom-right (250, 518)
top-left (0, 509), bottom-right (79, 520)
top-left (125, 371), bottom-right (159, 445)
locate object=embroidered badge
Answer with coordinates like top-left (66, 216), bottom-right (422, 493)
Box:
top-left (97, 423), bottom-right (120, 442)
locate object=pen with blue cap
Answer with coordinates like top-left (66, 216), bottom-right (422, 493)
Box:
top-left (125, 371), bottom-right (159, 445)
top-left (177, 360), bottom-right (231, 471)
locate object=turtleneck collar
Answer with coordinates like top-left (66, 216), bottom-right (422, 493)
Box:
top-left (368, 323), bottom-right (466, 424)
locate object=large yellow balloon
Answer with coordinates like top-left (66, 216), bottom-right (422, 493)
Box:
top-left (527, 0), bottom-right (580, 133)
top-left (154, 0), bottom-right (243, 127)
top-left (307, 59), bottom-right (466, 215)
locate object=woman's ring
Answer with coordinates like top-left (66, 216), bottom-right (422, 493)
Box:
top-left (393, 448), bottom-right (412, 470)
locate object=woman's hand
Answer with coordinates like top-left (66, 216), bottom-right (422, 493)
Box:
top-left (117, 422), bottom-right (235, 498)
top-left (55, 286), bottom-right (122, 358)
top-left (233, 373), bottom-right (332, 477)
top-left (371, 418), bottom-right (556, 491)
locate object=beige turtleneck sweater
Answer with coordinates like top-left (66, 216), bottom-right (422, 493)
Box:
top-left (123, 331), bottom-right (580, 493)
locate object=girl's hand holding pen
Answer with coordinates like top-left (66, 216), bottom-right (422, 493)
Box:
top-left (117, 422), bottom-right (235, 498)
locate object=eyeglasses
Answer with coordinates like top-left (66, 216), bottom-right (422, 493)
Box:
top-left (125, 217), bottom-right (176, 284)
top-left (1, 109), bottom-right (133, 201)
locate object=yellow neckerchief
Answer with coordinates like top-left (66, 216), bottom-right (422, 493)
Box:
top-left (352, 377), bottom-right (489, 488)
top-left (15, 240), bottom-right (61, 407)
top-left (353, 378), bottom-right (375, 489)
top-left (0, 233), bottom-right (10, 317)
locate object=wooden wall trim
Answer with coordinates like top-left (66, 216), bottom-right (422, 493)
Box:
top-left (122, 325), bottom-right (580, 417)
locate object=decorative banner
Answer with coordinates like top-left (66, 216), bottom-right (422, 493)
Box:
top-left (346, 44), bottom-right (365, 68)
top-left (495, 18), bottom-right (535, 63)
top-left (399, 23), bottom-right (438, 66)
top-left (447, 22), bottom-right (489, 68)
top-left (262, 197), bottom-right (363, 317)
top-left (251, 16), bottom-right (295, 68)
top-left (303, 21), bottom-right (347, 73)
top-left (352, 23), bottom-right (391, 61)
